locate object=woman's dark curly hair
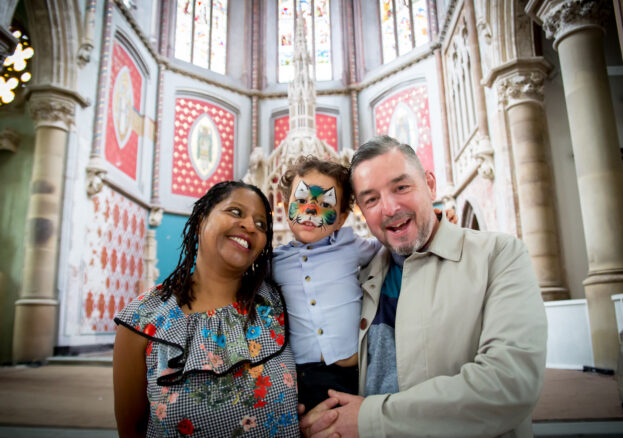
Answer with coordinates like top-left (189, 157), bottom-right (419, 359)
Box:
top-left (159, 181), bottom-right (274, 318)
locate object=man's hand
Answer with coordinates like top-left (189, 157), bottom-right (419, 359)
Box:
top-left (302, 390), bottom-right (364, 438)
top-left (300, 395), bottom-right (340, 438)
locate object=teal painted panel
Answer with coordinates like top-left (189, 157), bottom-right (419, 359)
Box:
top-left (154, 213), bottom-right (188, 285)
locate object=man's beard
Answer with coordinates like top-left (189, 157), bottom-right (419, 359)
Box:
top-left (390, 214), bottom-right (435, 256)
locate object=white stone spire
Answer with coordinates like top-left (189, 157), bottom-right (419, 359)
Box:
top-left (288, 13), bottom-right (316, 135)
top-left (243, 13), bottom-right (360, 244)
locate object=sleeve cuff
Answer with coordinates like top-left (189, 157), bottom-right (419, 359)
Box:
top-left (358, 394), bottom-right (389, 438)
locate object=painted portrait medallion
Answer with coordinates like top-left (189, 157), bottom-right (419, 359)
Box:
top-left (188, 113), bottom-right (221, 180)
top-left (112, 66), bottom-right (134, 150)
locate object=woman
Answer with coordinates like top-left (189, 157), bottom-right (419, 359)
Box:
top-left (113, 181), bottom-right (299, 437)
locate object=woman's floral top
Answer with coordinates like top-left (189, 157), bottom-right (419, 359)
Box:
top-left (114, 282), bottom-right (299, 437)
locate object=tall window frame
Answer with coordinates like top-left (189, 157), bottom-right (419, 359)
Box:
top-left (379, 0), bottom-right (430, 64)
top-left (278, 0), bottom-right (333, 83)
top-left (174, 0), bottom-right (228, 74)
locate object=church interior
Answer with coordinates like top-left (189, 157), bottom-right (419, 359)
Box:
top-left (1, 0), bottom-right (623, 424)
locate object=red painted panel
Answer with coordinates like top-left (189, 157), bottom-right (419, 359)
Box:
top-left (172, 98), bottom-right (235, 198)
top-left (105, 42), bottom-right (143, 180)
top-left (374, 85), bottom-right (434, 172)
top-left (273, 113), bottom-right (338, 151)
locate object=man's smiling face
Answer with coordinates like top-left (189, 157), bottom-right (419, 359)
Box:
top-left (352, 148), bottom-right (438, 255)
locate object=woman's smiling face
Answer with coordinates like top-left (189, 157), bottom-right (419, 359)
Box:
top-left (196, 188), bottom-right (268, 275)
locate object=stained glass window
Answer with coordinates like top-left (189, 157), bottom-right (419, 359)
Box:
top-left (379, 0), bottom-right (429, 64)
top-left (174, 0), bottom-right (228, 74)
top-left (278, 0), bottom-right (332, 83)
top-left (1, 27), bottom-right (33, 106)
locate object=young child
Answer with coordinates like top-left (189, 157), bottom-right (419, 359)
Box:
top-left (272, 156), bottom-right (382, 410)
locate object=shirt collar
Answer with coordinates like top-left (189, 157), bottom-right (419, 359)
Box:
top-left (290, 231), bottom-right (335, 249)
top-left (391, 252), bottom-right (406, 267)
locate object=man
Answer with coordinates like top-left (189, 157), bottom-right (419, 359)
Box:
top-left (300, 136), bottom-right (547, 438)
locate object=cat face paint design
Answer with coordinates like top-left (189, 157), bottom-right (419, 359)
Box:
top-left (286, 170), bottom-right (348, 244)
top-left (288, 180), bottom-right (337, 228)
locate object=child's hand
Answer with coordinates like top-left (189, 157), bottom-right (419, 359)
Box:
top-left (434, 207), bottom-right (458, 225)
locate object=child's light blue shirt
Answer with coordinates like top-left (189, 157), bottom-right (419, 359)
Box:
top-left (273, 227), bottom-right (382, 365)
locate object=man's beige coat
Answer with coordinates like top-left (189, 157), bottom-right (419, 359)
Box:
top-left (357, 216), bottom-right (547, 438)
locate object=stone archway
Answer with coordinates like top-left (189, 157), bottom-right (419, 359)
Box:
top-left (461, 200), bottom-right (481, 231)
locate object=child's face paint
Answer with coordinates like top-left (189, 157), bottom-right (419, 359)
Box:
top-left (289, 181), bottom-right (337, 226)
top-left (286, 170), bottom-right (348, 244)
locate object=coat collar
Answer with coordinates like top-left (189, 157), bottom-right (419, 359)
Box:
top-left (365, 212), bottom-right (465, 277)
top-left (407, 213), bottom-right (464, 263)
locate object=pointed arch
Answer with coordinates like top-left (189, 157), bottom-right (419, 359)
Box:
top-left (461, 199), bottom-right (485, 231)
top-left (24, 0), bottom-right (81, 90)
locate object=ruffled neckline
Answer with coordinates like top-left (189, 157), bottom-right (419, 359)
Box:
top-left (114, 282), bottom-right (288, 386)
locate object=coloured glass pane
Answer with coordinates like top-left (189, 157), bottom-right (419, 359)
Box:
top-left (174, 0), bottom-right (193, 62)
top-left (278, 0), bottom-right (332, 82)
top-left (412, 0), bottom-right (429, 47)
top-left (379, 0), bottom-right (396, 63)
top-left (395, 0), bottom-right (413, 56)
top-left (193, 0), bottom-right (211, 68)
top-left (314, 0), bottom-right (331, 81)
top-left (298, 0), bottom-right (313, 67)
top-left (278, 0), bottom-right (295, 82)
top-left (211, 0), bottom-right (228, 73)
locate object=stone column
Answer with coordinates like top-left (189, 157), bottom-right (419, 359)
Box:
top-left (496, 60), bottom-right (570, 301)
top-left (12, 91), bottom-right (75, 363)
top-left (141, 229), bottom-right (159, 292)
top-left (527, 0), bottom-right (623, 369)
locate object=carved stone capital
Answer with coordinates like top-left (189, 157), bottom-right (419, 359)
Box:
top-left (28, 92), bottom-right (76, 129)
top-left (149, 207), bottom-right (164, 227)
top-left (474, 136), bottom-right (495, 180)
top-left (0, 127), bottom-right (20, 152)
top-left (77, 42), bottom-right (94, 67)
top-left (86, 155), bottom-right (107, 196)
top-left (527, 0), bottom-right (610, 48)
top-left (441, 192), bottom-right (457, 212)
top-left (497, 70), bottom-right (547, 108)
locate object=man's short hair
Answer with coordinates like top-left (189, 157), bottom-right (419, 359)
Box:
top-left (279, 155), bottom-right (354, 214)
top-left (350, 135), bottom-right (425, 185)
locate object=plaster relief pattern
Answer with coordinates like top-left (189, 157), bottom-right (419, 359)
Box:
top-left (273, 113), bottom-right (338, 151)
top-left (172, 97), bottom-right (235, 198)
top-left (81, 185), bottom-right (147, 334)
top-left (374, 85), bottom-right (434, 172)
